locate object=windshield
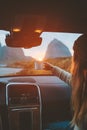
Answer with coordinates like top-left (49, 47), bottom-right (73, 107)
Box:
top-left (0, 31), bottom-right (81, 76)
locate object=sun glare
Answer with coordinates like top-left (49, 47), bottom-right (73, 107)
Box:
top-left (35, 54), bottom-right (44, 61)
top-left (23, 48), bottom-right (44, 61)
top-left (38, 57), bottom-right (43, 61)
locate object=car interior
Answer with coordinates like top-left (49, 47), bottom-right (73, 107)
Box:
top-left (0, 1), bottom-right (87, 130)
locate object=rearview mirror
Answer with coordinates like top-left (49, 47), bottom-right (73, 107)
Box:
top-left (6, 32), bottom-right (42, 48)
top-left (5, 14), bottom-right (46, 48)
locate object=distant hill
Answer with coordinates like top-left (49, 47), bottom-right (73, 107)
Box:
top-left (44, 39), bottom-right (71, 59)
top-left (0, 45), bottom-right (33, 64)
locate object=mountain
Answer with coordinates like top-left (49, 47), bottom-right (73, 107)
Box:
top-left (0, 45), bottom-right (33, 64)
top-left (44, 39), bottom-right (71, 59)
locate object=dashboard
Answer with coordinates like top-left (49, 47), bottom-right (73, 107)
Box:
top-left (0, 76), bottom-right (72, 130)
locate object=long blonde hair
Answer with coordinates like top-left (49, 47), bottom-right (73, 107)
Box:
top-left (71, 34), bottom-right (87, 127)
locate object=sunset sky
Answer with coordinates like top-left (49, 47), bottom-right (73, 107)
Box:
top-left (0, 30), bottom-right (81, 60)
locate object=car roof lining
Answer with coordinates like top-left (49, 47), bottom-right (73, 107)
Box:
top-left (0, 1), bottom-right (87, 33)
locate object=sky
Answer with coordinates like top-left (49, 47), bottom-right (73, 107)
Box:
top-left (0, 30), bottom-right (81, 60)
top-left (23, 32), bottom-right (81, 60)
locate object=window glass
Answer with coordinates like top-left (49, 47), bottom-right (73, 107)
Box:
top-left (0, 31), bottom-right (81, 76)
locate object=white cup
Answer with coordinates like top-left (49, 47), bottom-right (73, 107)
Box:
top-left (35, 61), bottom-right (43, 70)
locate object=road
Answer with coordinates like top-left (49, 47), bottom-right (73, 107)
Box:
top-left (0, 67), bottom-right (22, 76)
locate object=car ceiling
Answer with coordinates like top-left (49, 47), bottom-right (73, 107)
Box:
top-left (0, 0), bottom-right (87, 33)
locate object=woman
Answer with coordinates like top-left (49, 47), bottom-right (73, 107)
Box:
top-left (44, 34), bottom-right (87, 130)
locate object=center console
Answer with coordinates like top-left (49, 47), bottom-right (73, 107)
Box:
top-left (0, 82), bottom-right (42, 130)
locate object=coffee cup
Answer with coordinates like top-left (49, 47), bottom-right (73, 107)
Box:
top-left (35, 60), bottom-right (43, 70)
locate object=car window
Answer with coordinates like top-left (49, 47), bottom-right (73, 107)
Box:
top-left (0, 31), bottom-right (81, 76)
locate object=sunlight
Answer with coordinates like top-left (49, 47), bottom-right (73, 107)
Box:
top-left (35, 54), bottom-right (44, 61)
top-left (23, 48), bottom-right (45, 60)
top-left (38, 57), bottom-right (43, 61)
